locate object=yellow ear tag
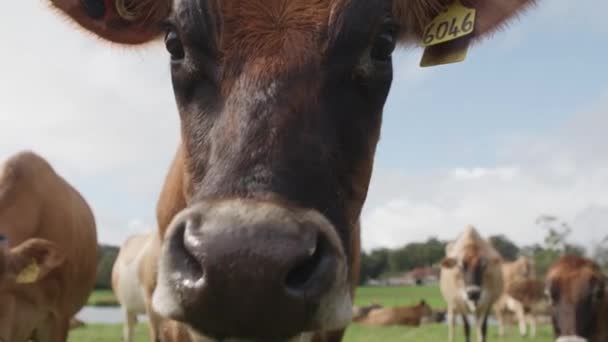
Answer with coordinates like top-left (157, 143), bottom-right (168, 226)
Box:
top-left (420, 0), bottom-right (476, 67)
top-left (420, 37), bottom-right (470, 67)
top-left (421, 0), bottom-right (476, 47)
top-left (15, 260), bottom-right (40, 284)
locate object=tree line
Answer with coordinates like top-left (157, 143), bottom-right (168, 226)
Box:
top-left (93, 215), bottom-right (608, 289)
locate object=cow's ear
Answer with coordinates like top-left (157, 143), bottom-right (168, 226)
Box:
top-left (441, 257), bottom-right (457, 269)
top-left (45, 0), bottom-right (172, 45)
top-left (9, 239), bottom-right (66, 284)
top-left (393, 0), bottom-right (537, 44)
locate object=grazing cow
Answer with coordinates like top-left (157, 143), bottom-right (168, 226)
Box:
top-left (41, 0), bottom-right (538, 340)
top-left (440, 226), bottom-right (503, 342)
top-left (353, 300), bottom-right (433, 327)
top-left (0, 151), bottom-right (98, 342)
top-left (545, 255), bottom-right (608, 342)
top-left (112, 231), bottom-right (165, 342)
top-left (503, 277), bottom-right (546, 338)
top-left (494, 255), bottom-right (537, 336)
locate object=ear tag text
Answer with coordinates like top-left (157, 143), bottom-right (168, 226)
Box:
top-left (420, 0), bottom-right (476, 67)
top-left (422, 0), bottom-right (476, 47)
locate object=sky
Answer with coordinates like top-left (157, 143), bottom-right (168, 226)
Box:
top-left (1, 1), bottom-right (607, 253)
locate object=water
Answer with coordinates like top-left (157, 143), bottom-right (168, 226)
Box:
top-left (75, 306), bottom-right (147, 324)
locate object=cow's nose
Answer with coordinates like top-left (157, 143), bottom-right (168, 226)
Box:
top-left (153, 200), bottom-right (350, 340)
top-left (466, 288), bottom-right (481, 301)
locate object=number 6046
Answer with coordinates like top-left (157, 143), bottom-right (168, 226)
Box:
top-left (423, 12), bottom-right (474, 46)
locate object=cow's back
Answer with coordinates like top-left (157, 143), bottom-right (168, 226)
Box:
top-left (0, 151), bottom-right (98, 317)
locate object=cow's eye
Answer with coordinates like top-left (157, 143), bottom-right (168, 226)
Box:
top-left (165, 28), bottom-right (185, 61)
top-left (371, 22), bottom-right (397, 62)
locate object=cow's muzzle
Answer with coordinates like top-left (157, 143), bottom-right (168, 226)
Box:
top-left (152, 199), bottom-right (352, 340)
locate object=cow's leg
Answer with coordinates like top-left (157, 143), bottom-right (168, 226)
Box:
top-left (476, 310), bottom-right (490, 342)
top-left (512, 300), bottom-right (526, 336)
top-left (494, 305), bottom-right (505, 337)
top-left (146, 304), bottom-right (164, 342)
top-left (526, 313), bottom-right (536, 337)
top-left (461, 314), bottom-right (471, 342)
top-left (446, 307), bottom-right (456, 342)
top-left (123, 310), bottom-right (137, 342)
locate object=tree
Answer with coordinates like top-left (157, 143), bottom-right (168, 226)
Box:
top-left (489, 234), bottom-right (520, 261)
top-left (94, 244), bottom-right (119, 289)
top-left (523, 215), bottom-right (588, 276)
top-left (359, 248), bottom-right (389, 284)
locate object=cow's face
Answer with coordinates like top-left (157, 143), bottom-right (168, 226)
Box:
top-left (442, 249), bottom-right (500, 311)
top-left (0, 238), bottom-right (65, 341)
top-left (546, 256), bottom-right (606, 342)
top-left (44, 0), bottom-right (537, 339)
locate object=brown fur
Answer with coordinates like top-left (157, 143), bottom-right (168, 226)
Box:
top-left (494, 256), bottom-right (539, 337)
top-left (41, 0), bottom-right (538, 340)
top-left (546, 255), bottom-right (608, 342)
top-left (0, 151), bottom-right (98, 342)
top-left (353, 300), bottom-right (433, 326)
top-left (507, 278), bottom-right (545, 310)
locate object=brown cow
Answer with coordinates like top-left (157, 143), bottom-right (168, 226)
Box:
top-left (494, 255), bottom-right (537, 337)
top-left (351, 303), bottom-right (383, 321)
top-left (440, 225), bottom-right (504, 342)
top-left (353, 300), bottom-right (433, 326)
top-left (112, 231), bottom-right (165, 342)
top-left (545, 255), bottom-right (608, 342)
top-left (41, 0), bottom-right (538, 340)
top-left (0, 151), bottom-right (98, 342)
top-left (503, 277), bottom-right (546, 338)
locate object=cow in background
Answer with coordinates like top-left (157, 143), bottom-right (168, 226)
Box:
top-left (440, 225), bottom-right (503, 342)
top-left (494, 255), bottom-right (538, 336)
top-left (0, 151), bottom-right (98, 342)
top-left (545, 255), bottom-right (608, 342)
top-left (112, 231), bottom-right (165, 342)
top-left (353, 300), bottom-right (433, 327)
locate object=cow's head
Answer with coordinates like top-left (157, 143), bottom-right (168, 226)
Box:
top-left (545, 255), bottom-right (607, 342)
top-left (442, 244), bottom-right (501, 310)
top-left (44, 0), bottom-right (536, 339)
top-left (0, 237), bottom-right (65, 341)
top-left (0, 237), bottom-right (65, 288)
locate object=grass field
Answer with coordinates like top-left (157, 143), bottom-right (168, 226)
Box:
top-left (87, 289), bottom-right (119, 307)
top-left (71, 286), bottom-right (554, 341)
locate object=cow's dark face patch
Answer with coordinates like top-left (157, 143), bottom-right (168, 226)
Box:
top-left (162, 0), bottom-right (395, 256)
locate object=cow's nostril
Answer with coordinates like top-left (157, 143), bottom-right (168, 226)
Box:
top-left (284, 235), bottom-right (325, 291)
top-left (168, 220), bottom-right (204, 288)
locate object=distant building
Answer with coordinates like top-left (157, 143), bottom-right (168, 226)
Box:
top-left (401, 266), bottom-right (440, 286)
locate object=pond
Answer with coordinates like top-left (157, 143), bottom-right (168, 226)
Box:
top-left (75, 306), bottom-right (147, 324)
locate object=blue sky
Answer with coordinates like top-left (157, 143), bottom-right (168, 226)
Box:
top-left (378, 1), bottom-right (607, 172)
top-left (1, 0), bottom-right (607, 252)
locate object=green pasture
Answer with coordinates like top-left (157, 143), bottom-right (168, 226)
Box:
top-left (72, 286), bottom-right (554, 341)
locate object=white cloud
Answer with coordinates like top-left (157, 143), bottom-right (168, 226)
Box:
top-left (361, 95), bottom-right (608, 252)
top-left (0, 1), bottom-right (177, 246)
